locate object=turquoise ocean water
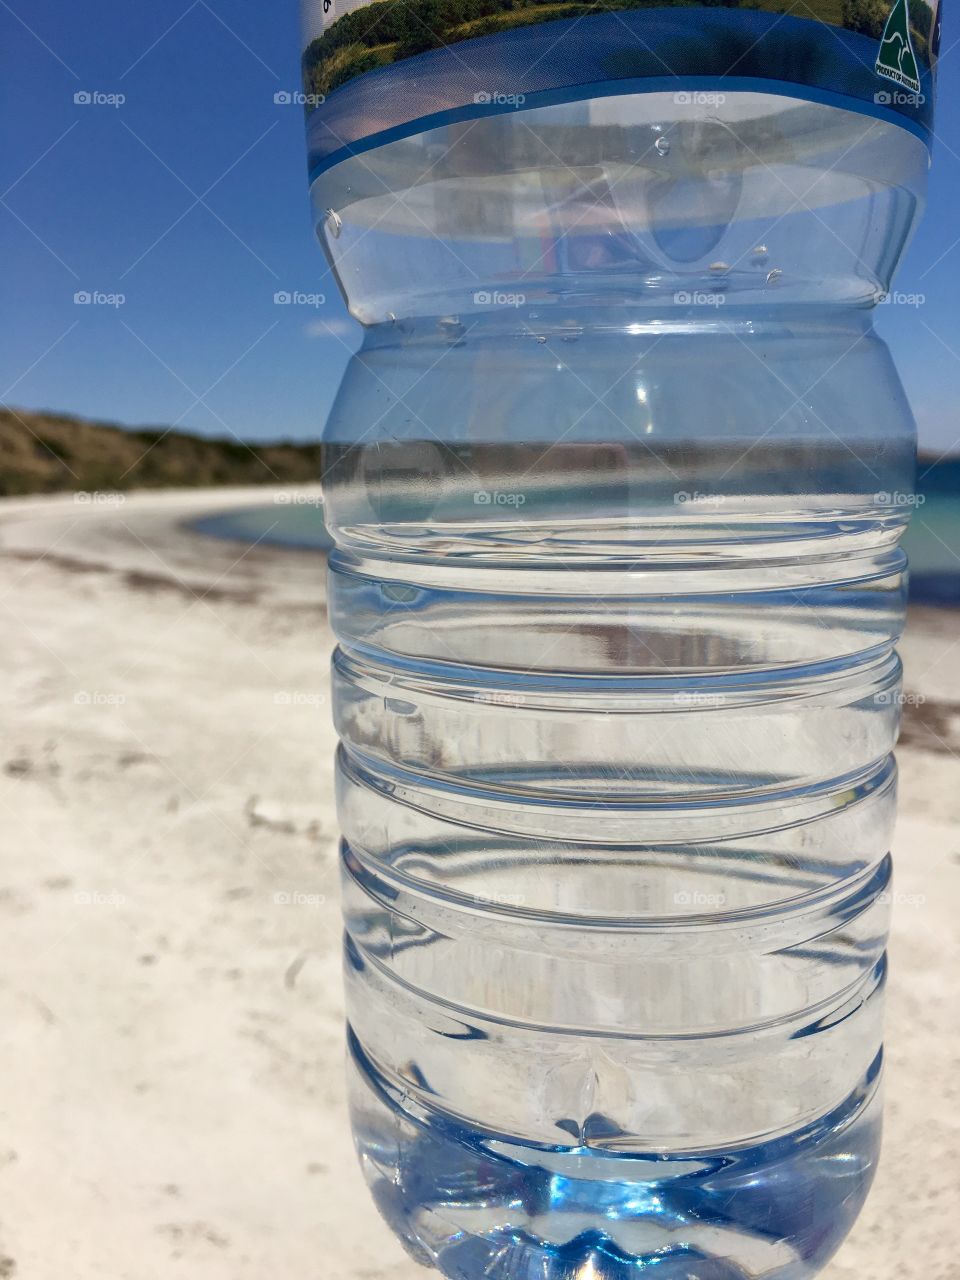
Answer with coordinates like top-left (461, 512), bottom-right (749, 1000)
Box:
top-left (901, 458), bottom-right (960, 605)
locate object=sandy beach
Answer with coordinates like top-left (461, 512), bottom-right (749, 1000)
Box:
top-left (0, 488), bottom-right (956, 1280)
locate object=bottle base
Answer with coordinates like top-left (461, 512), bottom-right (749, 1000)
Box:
top-left (348, 1031), bottom-right (882, 1280)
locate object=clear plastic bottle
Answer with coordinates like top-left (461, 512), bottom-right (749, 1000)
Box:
top-left (311, 93), bottom-right (926, 1279)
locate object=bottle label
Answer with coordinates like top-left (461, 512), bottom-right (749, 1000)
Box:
top-left (301, 0), bottom-right (940, 176)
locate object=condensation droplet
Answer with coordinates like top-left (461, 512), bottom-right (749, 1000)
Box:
top-left (654, 136), bottom-right (671, 157)
top-left (752, 245), bottom-right (769, 258)
top-left (325, 209), bottom-right (342, 239)
top-left (766, 268), bottom-right (783, 285)
top-left (439, 315), bottom-right (464, 341)
top-left (709, 262), bottom-right (730, 274)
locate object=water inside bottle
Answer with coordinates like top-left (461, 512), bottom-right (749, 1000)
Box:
top-left (315, 91), bottom-right (923, 1279)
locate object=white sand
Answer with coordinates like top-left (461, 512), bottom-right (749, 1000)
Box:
top-left (0, 489), bottom-right (955, 1279)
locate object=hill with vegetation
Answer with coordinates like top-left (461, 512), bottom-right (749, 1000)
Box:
top-left (0, 407), bottom-right (321, 497)
top-left (302, 0), bottom-right (934, 99)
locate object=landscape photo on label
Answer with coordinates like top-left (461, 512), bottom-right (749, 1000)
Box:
top-left (302, 0), bottom-right (938, 100)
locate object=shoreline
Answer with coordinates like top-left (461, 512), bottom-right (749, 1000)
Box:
top-left (0, 488), bottom-right (956, 1280)
top-left (0, 487), bottom-right (327, 607)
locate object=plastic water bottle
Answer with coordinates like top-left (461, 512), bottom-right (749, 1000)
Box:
top-left (301, 10), bottom-right (935, 1270)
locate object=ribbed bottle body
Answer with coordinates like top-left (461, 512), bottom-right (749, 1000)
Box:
top-left (314, 92), bottom-right (924, 1279)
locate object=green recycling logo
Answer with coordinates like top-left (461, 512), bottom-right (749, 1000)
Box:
top-left (876, 0), bottom-right (921, 93)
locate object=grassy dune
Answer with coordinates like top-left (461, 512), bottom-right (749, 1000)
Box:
top-left (304, 0), bottom-right (854, 98)
top-left (0, 408), bottom-right (321, 497)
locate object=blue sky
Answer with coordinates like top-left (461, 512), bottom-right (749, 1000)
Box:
top-left (1, 0), bottom-right (959, 451)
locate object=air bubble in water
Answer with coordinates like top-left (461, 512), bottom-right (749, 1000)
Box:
top-left (325, 209), bottom-right (343, 239)
top-left (654, 136), bottom-right (671, 157)
top-left (766, 268), bottom-right (783, 285)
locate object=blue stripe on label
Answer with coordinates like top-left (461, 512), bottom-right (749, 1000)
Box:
top-left (305, 8), bottom-right (934, 179)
